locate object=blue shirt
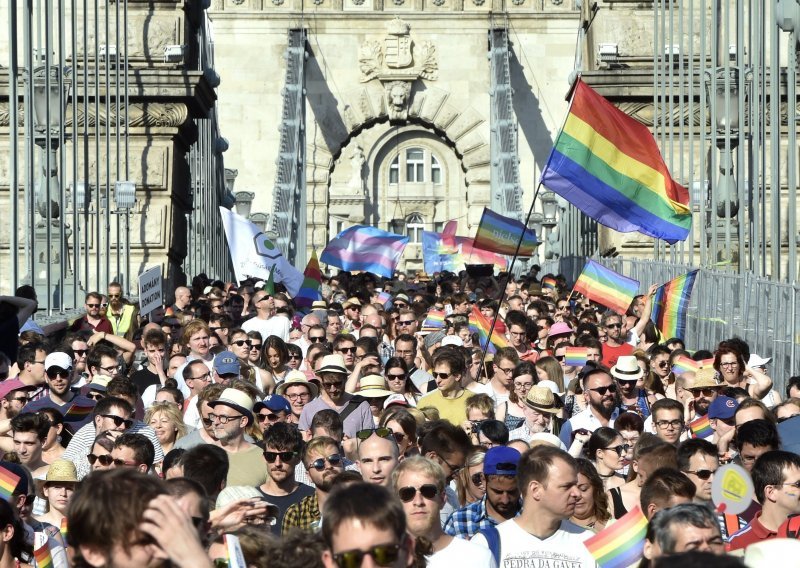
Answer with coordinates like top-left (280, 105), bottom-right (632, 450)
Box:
top-left (443, 496), bottom-right (499, 539)
top-left (23, 393), bottom-right (96, 432)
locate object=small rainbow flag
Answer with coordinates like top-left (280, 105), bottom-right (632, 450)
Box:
top-left (542, 276), bottom-right (558, 291)
top-left (60, 517), bottom-right (68, 542)
top-left (34, 535), bottom-right (53, 568)
top-left (671, 355), bottom-right (699, 375)
top-left (689, 415), bottom-right (714, 439)
top-left (564, 346), bottom-right (588, 367)
top-left (0, 466), bottom-right (20, 502)
top-left (294, 250), bottom-right (323, 309)
top-left (377, 291), bottom-right (392, 306)
top-left (698, 357), bottom-right (715, 368)
top-left (650, 270), bottom-right (698, 341)
top-left (573, 260), bottom-right (639, 315)
top-left (469, 306), bottom-right (509, 354)
top-left (65, 402), bottom-right (95, 420)
top-left (584, 505), bottom-right (648, 568)
top-left (422, 310), bottom-right (446, 330)
top-left (473, 208), bottom-right (539, 256)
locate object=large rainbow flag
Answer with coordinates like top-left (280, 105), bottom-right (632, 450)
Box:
top-left (469, 306), bottom-right (510, 354)
top-left (650, 270), bottom-right (698, 340)
top-left (321, 225), bottom-right (408, 279)
top-left (573, 260), bottom-right (639, 315)
top-left (540, 79), bottom-right (691, 243)
top-left (584, 505), bottom-right (648, 568)
top-left (473, 208), bottom-right (539, 256)
top-left (293, 250), bottom-right (323, 309)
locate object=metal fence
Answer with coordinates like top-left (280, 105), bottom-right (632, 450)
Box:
top-left (542, 256), bottom-right (800, 393)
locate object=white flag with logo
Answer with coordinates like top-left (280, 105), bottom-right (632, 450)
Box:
top-left (219, 207), bottom-right (303, 296)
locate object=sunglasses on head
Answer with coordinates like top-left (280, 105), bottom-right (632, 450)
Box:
top-left (332, 545), bottom-right (402, 568)
top-left (309, 453), bottom-right (342, 471)
top-left (87, 453), bottom-right (114, 466)
top-left (397, 484), bottom-right (438, 502)
top-left (588, 384), bottom-right (617, 395)
top-left (356, 427), bottom-right (392, 441)
top-left (263, 451), bottom-right (296, 463)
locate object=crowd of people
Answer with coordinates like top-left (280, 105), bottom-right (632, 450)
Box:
top-left (0, 266), bottom-right (798, 567)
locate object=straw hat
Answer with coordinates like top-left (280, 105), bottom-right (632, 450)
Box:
top-left (524, 386), bottom-right (561, 415)
top-left (311, 300), bottom-right (328, 310)
top-left (610, 355), bottom-right (644, 382)
top-left (216, 486), bottom-right (279, 519)
top-left (45, 460), bottom-right (79, 484)
top-left (209, 388), bottom-right (255, 425)
top-left (315, 354), bottom-right (348, 376)
top-left (276, 370), bottom-right (319, 398)
top-left (356, 375), bottom-right (393, 398)
top-left (688, 367), bottom-right (723, 390)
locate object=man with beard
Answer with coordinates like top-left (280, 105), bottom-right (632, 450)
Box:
top-left (444, 447), bottom-right (522, 539)
top-left (256, 422), bottom-right (314, 535)
top-left (393, 457), bottom-right (496, 566)
top-left (106, 281), bottom-right (138, 340)
top-left (356, 428), bottom-right (400, 487)
top-left (685, 369), bottom-right (724, 420)
top-left (282, 435), bottom-right (344, 533)
top-left (69, 291), bottom-right (113, 334)
top-left (0, 379), bottom-right (34, 421)
top-left (23, 352), bottom-right (96, 432)
top-left (175, 384), bottom-right (224, 449)
top-left (611, 355), bottom-right (651, 418)
top-left (207, 388), bottom-right (265, 486)
top-left (599, 312), bottom-right (633, 369)
top-left (559, 368), bottom-right (620, 447)
top-left (471, 446), bottom-right (596, 567)
top-left (64, 333), bottom-right (89, 383)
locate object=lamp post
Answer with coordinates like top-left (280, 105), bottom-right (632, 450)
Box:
top-left (114, 181), bottom-right (136, 294)
top-left (539, 191), bottom-right (561, 260)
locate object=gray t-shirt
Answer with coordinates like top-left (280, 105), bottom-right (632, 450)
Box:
top-left (297, 396), bottom-right (373, 438)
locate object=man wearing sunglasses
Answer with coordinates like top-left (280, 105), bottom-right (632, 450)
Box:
top-left (253, 394), bottom-right (291, 435)
top-left (69, 291), bottom-right (114, 334)
top-left (23, 352), bottom-right (96, 432)
top-left (110, 432), bottom-right (155, 474)
top-left (283, 435), bottom-right (345, 533)
top-left (393, 457), bottom-right (496, 566)
top-left (559, 368), bottom-right (620, 448)
top-left (599, 312), bottom-right (633, 369)
top-left (685, 369), bottom-right (724, 422)
top-left (257, 422), bottom-right (314, 535)
top-left (242, 289), bottom-right (290, 343)
top-left (333, 335), bottom-right (358, 373)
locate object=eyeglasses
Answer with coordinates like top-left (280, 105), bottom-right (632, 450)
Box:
top-left (87, 392), bottom-right (105, 401)
top-left (337, 346), bottom-right (356, 354)
top-left (514, 382), bottom-right (534, 390)
top-left (99, 364), bottom-right (120, 373)
top-left (719, 362), bottom-right (739, 367)
top-left (284, 392), bottom-right (311, 400)
top-left (655, 419), bottom-right (684, 429)
top-left (101, 414), bottom-right (133, 429)
top-left (554, 355), bottom-right (565, 362)
top-left (495, 366), bottom-right (515, 374)
top-left (190, 372), bottom-right (212, 382)
top-left (309, 336), bottom-right (326, 343)
top-left (432, 372), bottom-right (451, 380)
top-left (249, 343), bottom-right (262, 350)
top-left (605, 322), bottom-right (622, 329)
top-left (86, 303), bottom-right (100, 308)
top-left (309, 453), bottom-right (342, 471)
top-left (397, 484), bottom-right (438, 502)
top-left (470, 473), bottom-right (484, 487)
top-left (87, 453), bottom-right (114, 466)
top-left (435, 452), bottom-right (462, 476)
top-left (231, 339), bottom-right (252, 347)
top-left (332, 544), bottom-right (402, 568)
top-left (588, 384), bottom-right (617, 395)
top-left (288, 354), bottom-right (302, 360)
top-left (386, 373), bottom-right (406, 381)
top-left (112, 458), bottom-right (140, 468)
top-left (396, 320), bottom-right (414, 327)
top-left (684, 469), bottom-right (717, 480)
top-left (356, 427), bottom-right (392, 441)
top-left (603, 444), bottom-right (631, 456)
top-left (209, 413), bottom-right (243, 425)
top-left (263, 451), bottom-right (296, 463)
top-left (47, 369), bottom-right (70, 379)
top-left (258, 413), bottom-right (281, 422)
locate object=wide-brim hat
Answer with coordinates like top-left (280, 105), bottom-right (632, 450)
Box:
top-left (343, 297), bottom-right (361, 309)
top-left (688, 367), bottom-right (723, 390)
top-left (356, 375), bottom-right (392, 398)
top-left (610, 355), bottom-right (644, 382)
top-left (524, 386), bottom-right (561, 415)
top-left (209, 388), bottom-right (255, 425)
top-left (45, 460), bottom-right (79, 484)
top-left (276, 370), bottom-right (319, 398)
top-left (315, 354), bottom-right (348, 376)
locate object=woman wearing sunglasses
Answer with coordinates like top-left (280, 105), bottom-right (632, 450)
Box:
top-left (379, 408), bottom-right (418, 459)
top-left (87, 431), bottom-right (116, 473)
top-left (455, 447), bottom-right (487, 506)
top-left (586, 427), bottom-right (626, 491)
top-left (383, 357), bottom-right (420, 407)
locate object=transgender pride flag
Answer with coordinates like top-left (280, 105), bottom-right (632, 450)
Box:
top-left (321, 225), bottom-right (409, 279)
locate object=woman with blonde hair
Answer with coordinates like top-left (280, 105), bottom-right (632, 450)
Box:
top-left (456, 447), bottom-right (487, 506)
top-left (144, 401), bottom-right (187, 456)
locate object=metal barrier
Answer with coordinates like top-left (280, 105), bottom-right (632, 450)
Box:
top-left (542, 256), bottom-right (800, 393)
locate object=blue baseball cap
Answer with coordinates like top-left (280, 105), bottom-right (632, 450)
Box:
top-left (483, 446), bottom-right (521, 476)
top-left (254, 394), bottom-right (291, 414)
top-left (708, 396), bottom-right (739, 420)
top-left (213, 351), bottom-right (240, 376)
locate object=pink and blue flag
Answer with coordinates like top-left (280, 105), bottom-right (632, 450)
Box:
top-left (321, 225), bottom-right (409, 279)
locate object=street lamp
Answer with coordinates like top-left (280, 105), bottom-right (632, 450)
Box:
top-left (528, 212), bottom-right (544, 240)
top-left (540, 191), bottom-right (558, 227)
top-left (708, 67), bottom-right (740, 217)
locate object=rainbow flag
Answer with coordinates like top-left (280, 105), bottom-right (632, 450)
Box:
top-left (321, 225), bottom-right (408, 279)
top-left (689, 415), bottom-right (714, 439)
top-left (469, 306), bottom-right (510, 354)
top-left (294, 250), bottom-right (324, 309)
top-left (564, 346), bottom-right (588, 367)
top-left (0, 466), bottom-right (20, 502)
top-left (698, 357), bottom-right (715, 368)
top-left (421, 231), bottom-right (507, 274)
top-left (34, 535), bottom-right (53, 568)
top-left (540, 79), bottom-right (691, 243)
top-left (60, 517), bottom-right (68, 542)
top-left (65, 402), bottom-right (95, 420)
top-left (573, 260), bottom-right (639, 315)
top-left (473, 208), bottom-right (539, 256)
top-left (422, 310), bottom-right (446, 330)
top-left (672, 355), bottom-right (699, 375)
top-left (650, 270), bottom-right (698, 340)
top-left (542, 276), bottom-right (558, 291)
top-left (584, 505), bottom-right (648, 568)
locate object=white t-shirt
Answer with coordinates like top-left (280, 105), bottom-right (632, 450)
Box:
top-left (471, 518), bottom-right (597, 568)
top-left (427, 536), bottom-right (497, 568)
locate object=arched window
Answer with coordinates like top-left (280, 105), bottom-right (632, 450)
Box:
top-left (406, 213), bottom-right (425, 243)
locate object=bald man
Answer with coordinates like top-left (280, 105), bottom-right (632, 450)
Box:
top-left (242, 290), bottom-right (290, 341)
top-left (357, 431), bottom-right (400, 487)
top-left (172, 287), bottom-right (192, 315)
top-left (291, 313), bottom-right (322, 359)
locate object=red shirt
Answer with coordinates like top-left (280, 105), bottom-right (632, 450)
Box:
top-left (69, 315), bottom-right (114, 334)
top-left (601, 342), bottom-right (634, 369)
top-left (728, 511), bottom-right (777, 551)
